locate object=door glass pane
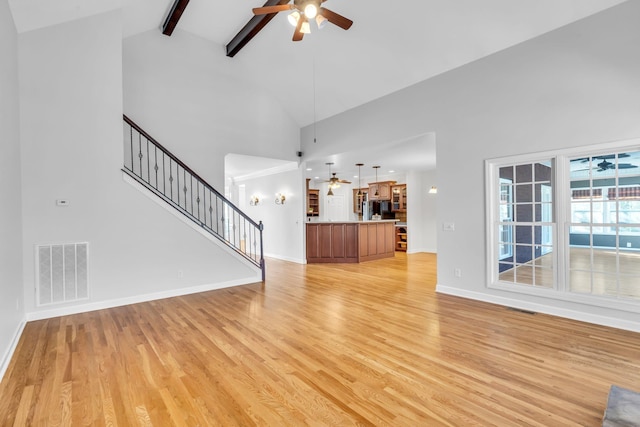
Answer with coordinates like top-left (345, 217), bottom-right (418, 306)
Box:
top-left (516, 265), bottom-right (534, 285)
top-left (570, 269), bottom-right (591, 294)
top-left (516, 204), bottom-right (533, 222)
top-left (500, 166), bottom-right (514, 180)
top-left (516, 184), bottom-right (533, 203)
top-left (535, 267), bottom-right (553, 288)
top-left (515, 164), bottom-right (532, 183)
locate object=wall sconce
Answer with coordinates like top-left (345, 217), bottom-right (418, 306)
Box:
top-left (250, 194), bottom-right (260, 206)
top-left (275, 193), bottom-right (286, 205)
top-left (429, 186), bottom-right (438, 194)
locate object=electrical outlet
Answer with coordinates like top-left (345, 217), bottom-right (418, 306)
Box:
top-left (627, 242), bottom-right (632, 248)
top-left (454, 268), bottom-right (462, 278)
top-left (443, 222), bottom-right (455, 232)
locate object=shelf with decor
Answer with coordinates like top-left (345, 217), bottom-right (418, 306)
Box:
top-left (306, 178), bottom-right (320, 217)
top-left (395, 225), bottom-right (407, 252)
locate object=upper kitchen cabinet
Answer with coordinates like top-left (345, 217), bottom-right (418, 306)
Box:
top-left (368, 181), bottom-right (396, 201)
top-left (391, 184), bottom-right (407, 212)
top-left (352, 188), bottom-right (369, 214)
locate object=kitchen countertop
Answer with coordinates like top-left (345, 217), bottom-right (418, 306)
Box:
top-left (308, 220), bottom-right (399, 224)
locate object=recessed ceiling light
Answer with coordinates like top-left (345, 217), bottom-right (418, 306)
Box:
top-left (388, 170), bottom-right (395, 173)
top-left (314, 176), bottom-right (319, 179)
top-left (306, 168), bottom-right (312, 171)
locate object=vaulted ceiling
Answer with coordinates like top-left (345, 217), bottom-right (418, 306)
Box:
top-left (8, 0), bottom-right (627, 129)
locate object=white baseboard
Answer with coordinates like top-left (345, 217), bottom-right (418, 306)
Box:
top-left (264, 253), bottom-right (305, 264)
top-left (436, 284), bottom-right (640, 333)
top-left (407, 248), bottom-right (437, 254)
top-left (0, 318), bottom-right (26, 382)
top-left (26, 275), bottom-right (261, 322)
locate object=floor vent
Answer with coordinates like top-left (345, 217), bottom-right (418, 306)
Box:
top-left (507, 307), bottom-right (537, 315)
top-left (36, 242), bottom-right (88, 306)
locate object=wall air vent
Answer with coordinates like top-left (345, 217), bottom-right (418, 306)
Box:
top-left (36, 242), bottom-right (89, 306)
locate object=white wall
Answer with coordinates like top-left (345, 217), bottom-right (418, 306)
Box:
top-left (407, 169), bottom-right (437, 254)
top-left (300, 2), bottom-right (640, 329)
top-left (123, 30), bottom-right (301, 191)
top-left (18, 11), bottom-right (258, 319)
top-left (236, 168), bottom-right (306, 264)
top-left (0, 0), bottom-right (24, 378)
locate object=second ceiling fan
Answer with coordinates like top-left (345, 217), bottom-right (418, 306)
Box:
top-left (253, 0), bottom-right (353, 41)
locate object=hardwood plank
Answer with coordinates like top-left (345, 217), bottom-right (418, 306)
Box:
top-left (2, 252), bottom-right (640, 425)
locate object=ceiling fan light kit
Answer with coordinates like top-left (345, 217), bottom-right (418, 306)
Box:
top-left (300, 18), bottom-right (311, 34)
top-left (253, 0), bottom-right (353, 42)
top-left (304, 3), bottom-right (318, 19)
top-left (287, 10), bottom-right (300, 26)
top-left (324, 162), bottom-right (351, 195)
top-left (315, 14), bottom-right (328, 29)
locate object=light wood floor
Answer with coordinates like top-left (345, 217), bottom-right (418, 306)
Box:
top-left (499, 247), bottom-right (640, 298)
top-left (2, 253), bottom-right (640, 426)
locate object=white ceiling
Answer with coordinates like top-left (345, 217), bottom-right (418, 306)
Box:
top-left (9, 0), bottom-right (627, 127)
top-left (8, 0), bottom-right (628, 179)
top-left (303, 133), bottom-right (436, 184)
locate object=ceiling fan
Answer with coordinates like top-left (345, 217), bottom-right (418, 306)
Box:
top-left (595, 159), bottom-right (638, 172)
top-left (252, 0), bottom-right (353, 41)
top-left (323, 162), bottom-right (351, 195)
top-left (571, 154), bottom-right (639, 172)
top-left (326, 172), bottom-right (352, 185)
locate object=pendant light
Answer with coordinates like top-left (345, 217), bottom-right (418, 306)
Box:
top-left (326, 162), bottom-right (334, 196)
top-left (373, 165), bottom-right (380, 197)
top-left (356, 163), bottom-right (364, 195)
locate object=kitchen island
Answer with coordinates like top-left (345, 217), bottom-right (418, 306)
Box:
top-left (306, 220), bottom-right (397, 263)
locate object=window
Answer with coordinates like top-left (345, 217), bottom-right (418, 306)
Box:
top-left (487, 144), bottom-right (640, 310)
top-left (499, 178), bottom-right (513, 259)
top-left (495, 160), bottom-right (554, 288)
top-left (568, 152), bottom-right (640, 299)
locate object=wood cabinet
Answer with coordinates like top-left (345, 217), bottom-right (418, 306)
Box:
top-left (391, 184), bottom-right (407, 212)
top-left (306, 178), bottom-right (319, 217)
top-left (352, 188), bottom-right (368, 214)
top-left (306, 223), bottom-right (359, 263)
top-left (395, 225), bottom-right (407, 252)
top-left (368, 181), bottom-right (396, 201)
top-left (306, 221), bottom-right (396, 263)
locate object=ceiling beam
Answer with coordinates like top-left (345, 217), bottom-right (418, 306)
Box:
top-left (226, 0), bottom-right (290, 58)
top-left (162, 0), bottom-right (190, 36)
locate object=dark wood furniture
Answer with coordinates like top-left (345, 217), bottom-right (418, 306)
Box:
top-left (306, 221), bottom-right (396, 263)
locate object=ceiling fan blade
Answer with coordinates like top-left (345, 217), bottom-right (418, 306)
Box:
top-left (253, 4), bottom-right (292, 15)
top-left (319, 7), bottom-right (353, 30)
top-left (618, 163), bottom-right (639, 169)
top-left (292, 15), bottom-right (305, 41)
